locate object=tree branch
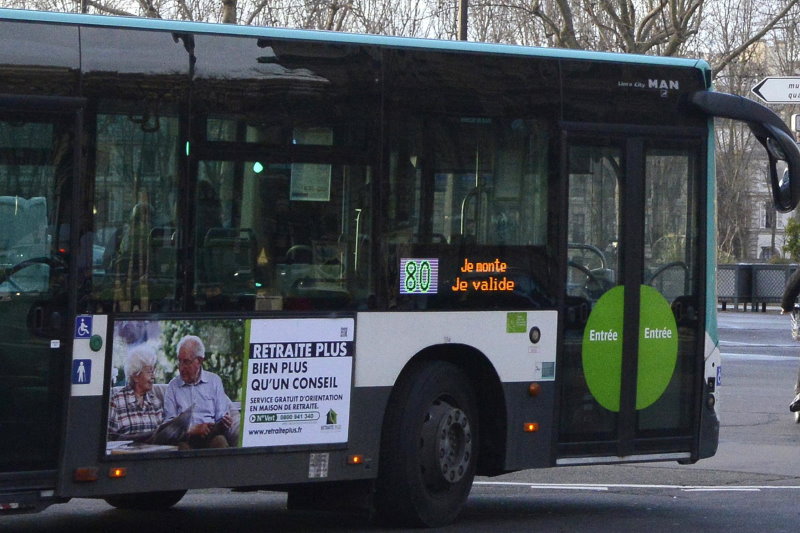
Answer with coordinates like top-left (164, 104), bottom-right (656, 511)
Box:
top-left (713, 0), bottom-right (800, 75)
top-left (245, 0), bottom-right (270, 26)
top-left (72, 0), bottom-right (135, 17)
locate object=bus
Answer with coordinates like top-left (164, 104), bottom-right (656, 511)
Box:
top-left (0, 8), bottom-right (798, 527)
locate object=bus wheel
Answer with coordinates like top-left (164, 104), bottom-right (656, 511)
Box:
top-left (103, 490), bottom-right (187, 510)
top-left (376, 361), bottom-right (477, 527)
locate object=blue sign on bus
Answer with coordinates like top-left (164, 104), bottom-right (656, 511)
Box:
top-left (72, 359), bottom-right (91, 385)
top-left (74, 316), bottom-right (92, 339)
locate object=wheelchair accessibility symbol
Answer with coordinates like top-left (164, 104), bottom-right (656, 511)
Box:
top-left (74, 316), bottom-right (92, 339)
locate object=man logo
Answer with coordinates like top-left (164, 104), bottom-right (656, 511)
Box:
top-left (648, 79), bottom-right (680, 90)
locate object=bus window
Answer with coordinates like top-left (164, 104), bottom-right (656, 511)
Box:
top-left (188, 34), bottom-right (379, 312)
top-left (567, 145), bottom-right (621, 304)
top-left (644, 147), bottom-right (697, 303)
top-left (90, 109), bottom-right (180, 313)
top-left (386, 114), bottom-right (554, 310)
top-left (192, 160), bottom-right (373, 312)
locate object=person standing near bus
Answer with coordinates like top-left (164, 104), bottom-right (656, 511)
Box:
top-left (779, 270), bottom-right (800, 415)
top-left (163, 335), bottom-right (236, 448)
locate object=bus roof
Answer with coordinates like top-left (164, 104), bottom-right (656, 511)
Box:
top-left (0, 7), bottom-right (710, 73)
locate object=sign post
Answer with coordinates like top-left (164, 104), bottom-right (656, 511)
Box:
top-left (752, 77), bottom-right (800, 104)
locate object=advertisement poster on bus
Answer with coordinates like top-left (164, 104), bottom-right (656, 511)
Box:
top-left (104, 317), bottom-right (353, 455)
top-left (243, 317), bottom-right (353, 447)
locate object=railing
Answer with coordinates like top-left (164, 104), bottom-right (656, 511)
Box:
top-left (717, 263), bottom-right (798, 312)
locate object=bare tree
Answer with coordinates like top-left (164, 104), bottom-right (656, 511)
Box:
top-left (6, 0), bottom-right (799, 61)
top-left (704, 0), bottom-right (800, 260)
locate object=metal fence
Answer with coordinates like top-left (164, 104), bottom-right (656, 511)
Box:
top-left (717, 263), bottom-right (798, 311)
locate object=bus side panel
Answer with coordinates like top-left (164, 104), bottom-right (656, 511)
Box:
top-left (501, 381), bottom-right (557, 470)
top-left (58, 388), bottom-right (389, 498)
top-left (58, 314), bottom-right (392, 497)
top-left (355, 311), bottom-right (558, 472)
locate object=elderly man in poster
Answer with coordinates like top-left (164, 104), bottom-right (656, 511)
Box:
top-left (163, 334), bottom-right (237, 449)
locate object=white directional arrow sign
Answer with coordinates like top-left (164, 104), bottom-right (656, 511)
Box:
top-left (752, 77), bottom-right (800, 103)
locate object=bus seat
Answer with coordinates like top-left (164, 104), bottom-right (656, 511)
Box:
top-left (199, 228), bottom-right (257, 293)
top-left (149, 227), bottom-right (177, 279)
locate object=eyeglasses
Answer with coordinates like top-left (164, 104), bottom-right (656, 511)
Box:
top-left (139, 367), bottom-right (155, 375)
top-left (178, 358), bottom-right (198, 366)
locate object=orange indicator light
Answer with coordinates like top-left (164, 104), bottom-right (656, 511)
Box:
top-left (528, 383), bottom-right (542, 397)
top-left (523, 422), bottom-right (539, 432)
top-left (347, 455), bottom-right (364, 465)
top-left (108, 467), bottom-right (127, 479)
top-left (73, 467), bottom-right (99, 482)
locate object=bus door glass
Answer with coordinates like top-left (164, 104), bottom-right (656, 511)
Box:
top-left (0, 111), bottom-right (75, 472)
top-left (560, 132), bottom-right (702, 457)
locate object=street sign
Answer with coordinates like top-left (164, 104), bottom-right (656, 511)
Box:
top-left (752, 77), bottom-right (800, 104)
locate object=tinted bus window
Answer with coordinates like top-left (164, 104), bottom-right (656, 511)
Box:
top-left (91, 108), bottom-right (181, 312)
top-left (0, 114), bottom-right (74, 472)
top-left (0, 21), bottom-right (79, 96)
top-left (190, 35), bottom-right (379, 312)
top-left (382, 49), bottom-right (558, 310)
top-left (82, 28), bottom-right (188, 313)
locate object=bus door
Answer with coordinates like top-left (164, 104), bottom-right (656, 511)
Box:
top-left (0, 98), bottom-right (80, 477)
top-left (558, 128), bottom-right (705, 461)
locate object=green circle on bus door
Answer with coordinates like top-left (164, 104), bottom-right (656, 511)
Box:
top-left (636, 285), bottom-right (679, 409)
top-left (582, 286), bottom-right (625, 412)
top-left (582, 285), bottom-right (678, 412)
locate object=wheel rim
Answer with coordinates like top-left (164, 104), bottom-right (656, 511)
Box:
top-left (419, 398), bottom-right (472, 490)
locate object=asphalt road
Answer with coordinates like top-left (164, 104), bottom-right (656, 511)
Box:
top-left (3, 309), bottom-right (800, 532)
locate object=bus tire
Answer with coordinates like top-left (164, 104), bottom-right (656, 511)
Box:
top-left (103, 489), bottom-right (186, 510)
top-left (376, 360), bottom-right (478, 527)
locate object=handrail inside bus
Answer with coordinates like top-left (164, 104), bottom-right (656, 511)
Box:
top-left (567, 243), bottom-right (607, 270)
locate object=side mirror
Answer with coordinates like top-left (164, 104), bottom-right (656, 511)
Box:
top-left (755, 123), bottom-right (800, 213)
top-left (688, 91), bottom-right (800, 213)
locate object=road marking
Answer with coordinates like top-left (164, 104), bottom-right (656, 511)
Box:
top-left (474, 481), bottom-right (800, 492)
top-left (682, 488), bottom-right (760, 492)
top-left (720, 340), bottom-right (797, 347)
top-left (721, 352), bottom-right (798, 362)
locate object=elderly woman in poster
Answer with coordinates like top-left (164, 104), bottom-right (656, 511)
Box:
top-left (107, 345), bottom-right (164, 440)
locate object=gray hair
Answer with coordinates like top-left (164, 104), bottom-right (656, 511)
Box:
top-left (125, 345), bottom-right (157, 383)
top-left (176, 335), bottom-right (205, 360)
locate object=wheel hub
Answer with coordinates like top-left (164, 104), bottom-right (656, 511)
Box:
top-left (420, 400), bottom-right (472, 488)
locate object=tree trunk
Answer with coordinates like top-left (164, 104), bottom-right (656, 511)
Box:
top-left (222, 0), bottom-right (237, 24)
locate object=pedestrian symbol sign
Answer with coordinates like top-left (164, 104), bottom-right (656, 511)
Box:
top-left (72, 359), bottom-right (91, 384)
top-left (74, 316), bottom-right (92, 338)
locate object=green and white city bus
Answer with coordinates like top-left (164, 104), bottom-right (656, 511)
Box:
top-left (0, 8), bottom-right (798, 527)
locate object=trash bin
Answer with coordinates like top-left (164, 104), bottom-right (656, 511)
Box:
top-left (717, 264), bottom-right (752, 311)
top-left (751, 264), bottom-right (793, 312)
